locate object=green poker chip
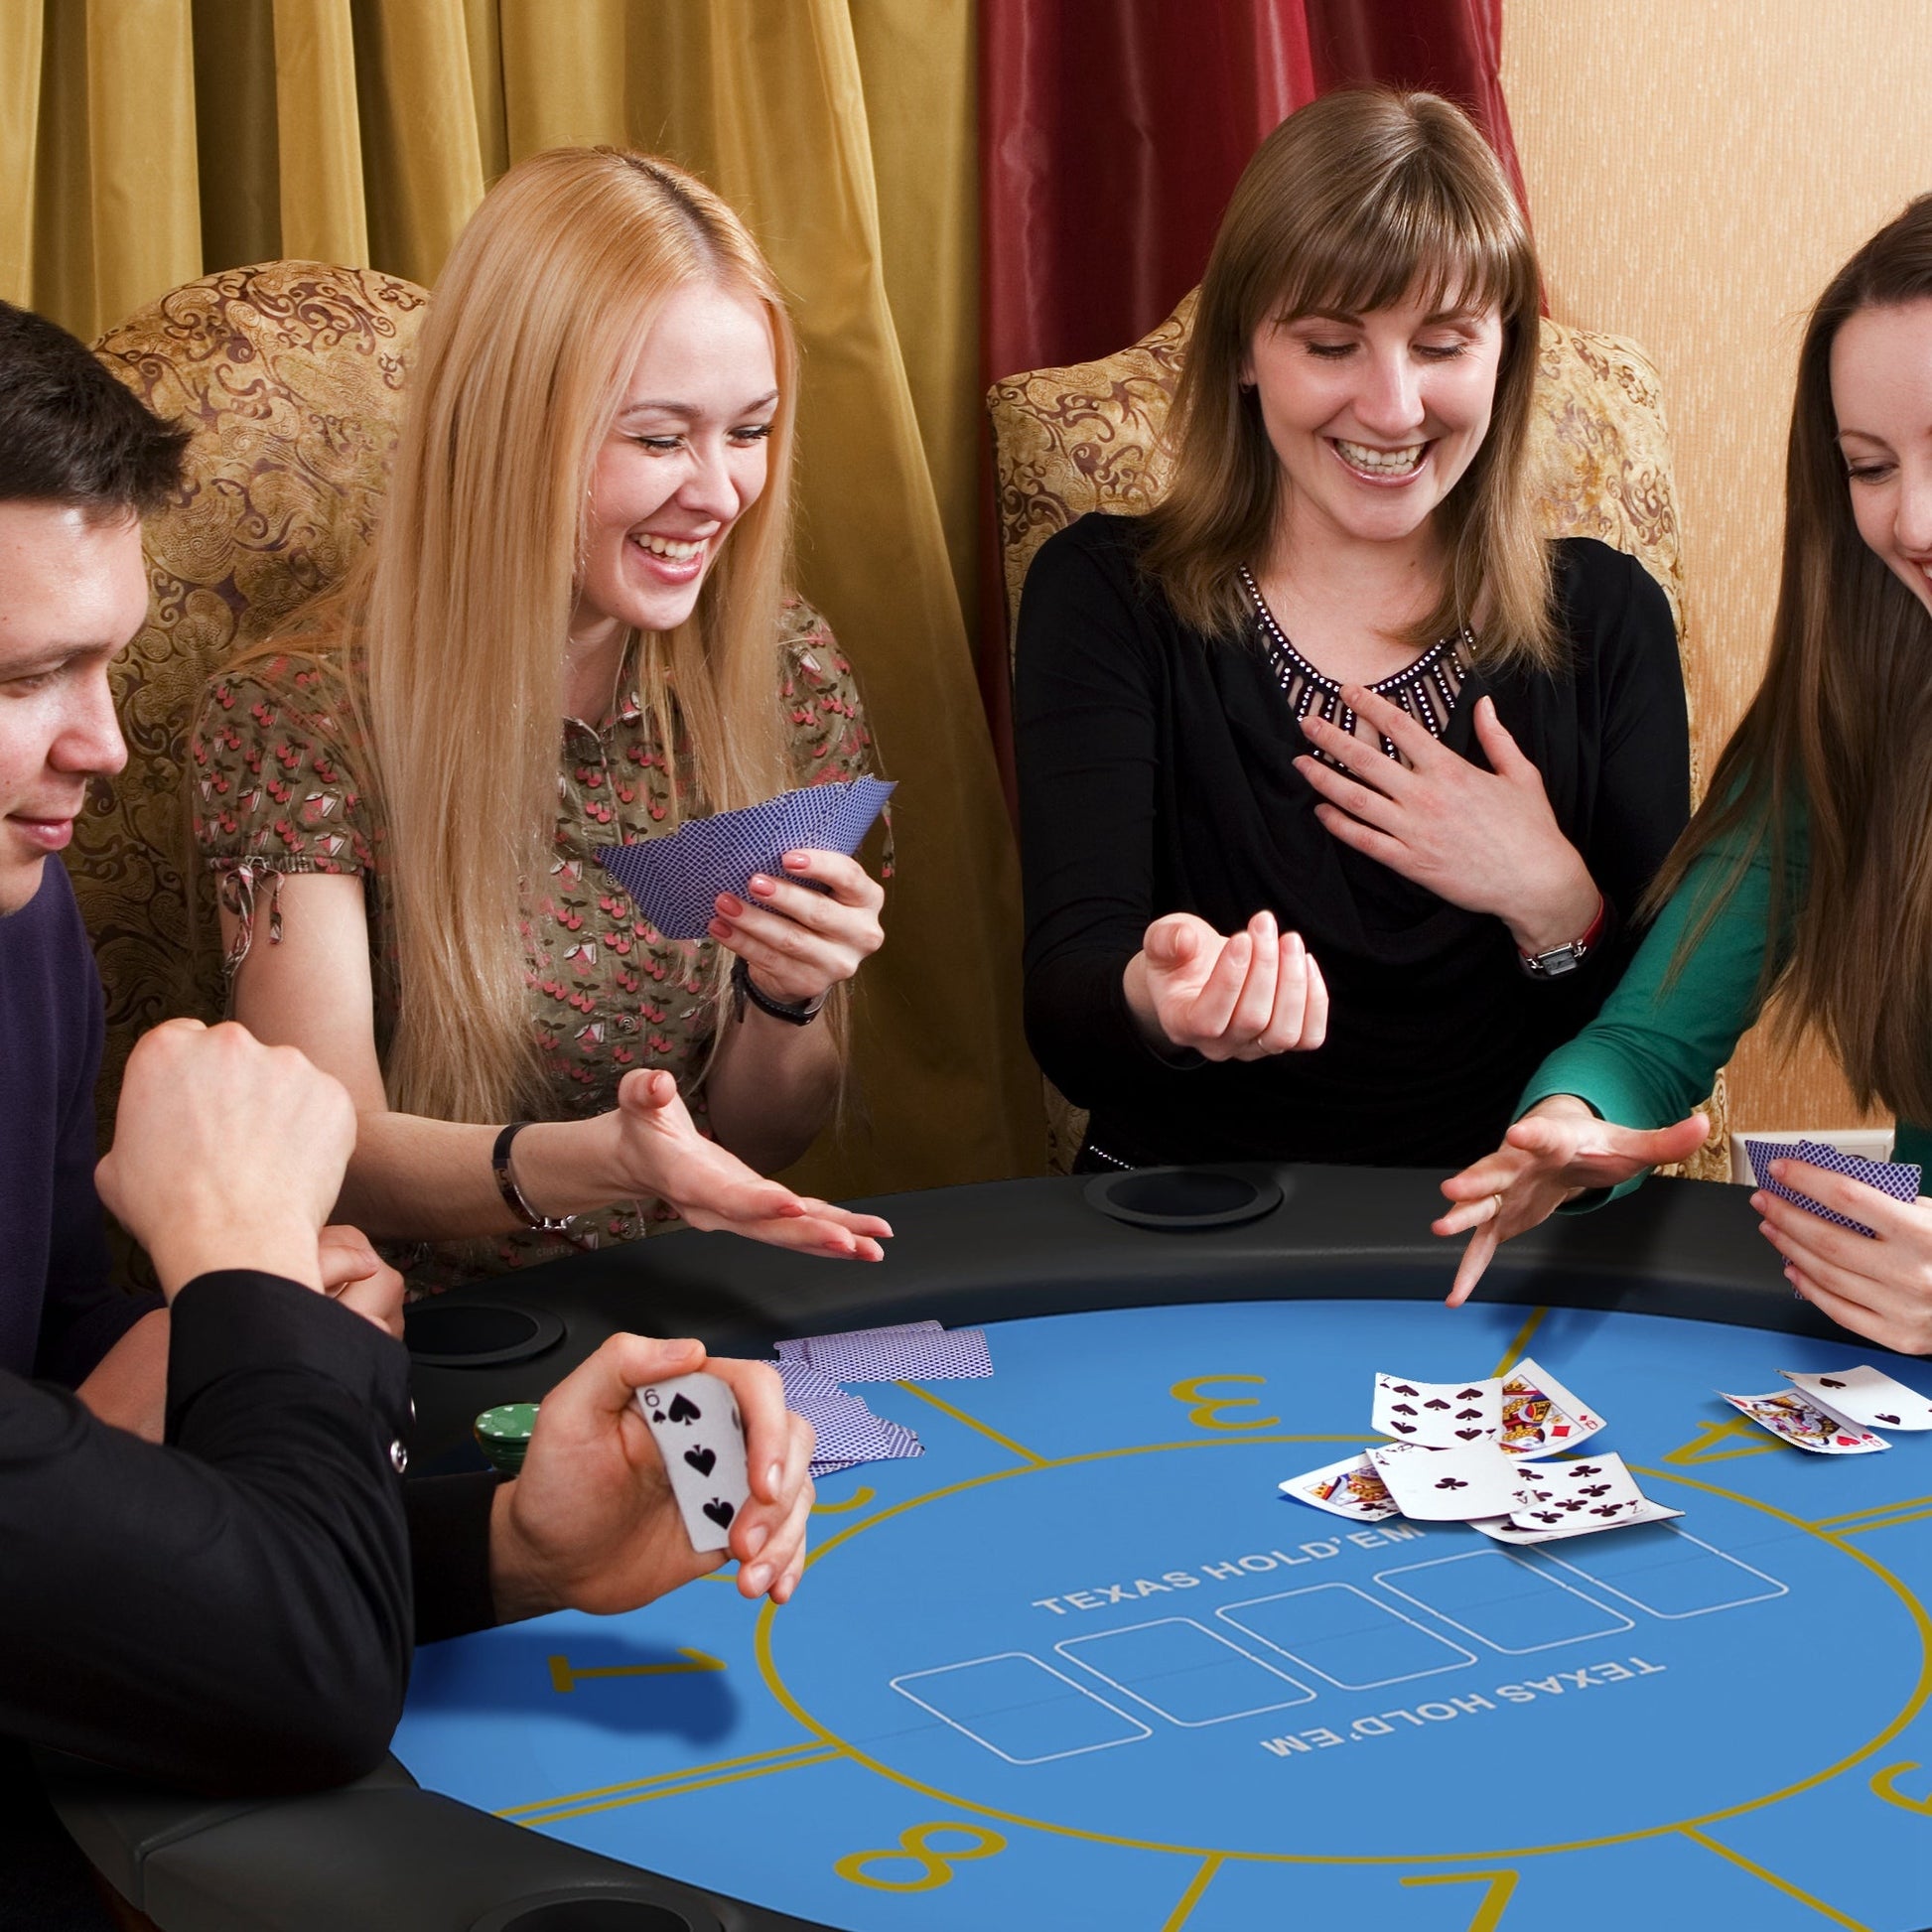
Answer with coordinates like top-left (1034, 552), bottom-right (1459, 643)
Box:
top-left (474, 1402), bottom-right (539, 1476)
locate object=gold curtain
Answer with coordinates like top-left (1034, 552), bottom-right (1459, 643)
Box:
top-left (0, 0), bottom-right (1041, 1198)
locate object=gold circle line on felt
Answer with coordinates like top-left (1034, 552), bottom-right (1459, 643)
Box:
top-left (752, 1435), bottom-right (1932, 1867)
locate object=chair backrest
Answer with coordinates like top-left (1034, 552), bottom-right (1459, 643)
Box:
top-left (82, 261), bottom-right (428, 1112)
top-left (987, 291), bottom-right (1727, 1180)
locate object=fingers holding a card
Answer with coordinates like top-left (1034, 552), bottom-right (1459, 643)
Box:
top-left (611, 1068), bottom-right (891, 1260)
top-left (1753, 1159), bottom-right (1932, 1354)
top-left (709, 848), bottom-right (884, 1008)
top-left (487, 1336), bottom-right (816, 1623)
top-left (1435, 1098), bottom-right (1710, 1306)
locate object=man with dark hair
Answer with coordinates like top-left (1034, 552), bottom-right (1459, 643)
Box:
top-left (0, 302), bottom-right (815, 1927)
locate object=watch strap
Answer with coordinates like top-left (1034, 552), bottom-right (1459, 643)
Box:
top-left (731, 955), bottom-right (826, 1027)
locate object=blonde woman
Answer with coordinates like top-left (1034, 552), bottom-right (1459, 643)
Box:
top-left (192, 150), bottom-right (891, 1287)
top-left (1014, 89), bottom-right (1690, 1173)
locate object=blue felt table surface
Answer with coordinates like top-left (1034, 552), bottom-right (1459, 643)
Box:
top-left (396, 1299), bottom-right (1932, 1930)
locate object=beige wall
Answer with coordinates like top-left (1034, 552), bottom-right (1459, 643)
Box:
top-left (1504, 1), bottom-right (1932, 1139)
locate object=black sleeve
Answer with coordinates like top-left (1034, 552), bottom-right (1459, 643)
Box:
top-left (1015, 522), bottom-right (1191, 1109)
top-left (406, 1473), bottom-right (501, 1643)
top-left (33, 944), bottom-right (159, 1389)
top-left (1572, 547), bottom-right (1691, 980)
top-left (0, 1272), bottom-right (414, 1794)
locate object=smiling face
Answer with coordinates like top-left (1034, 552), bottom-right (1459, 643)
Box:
top-left (570, 279), bottom-right (779, 647)
top-left (1245, 290), bottom-right (1504, 553)
top-left (0, 501), bottom-right (143, 914)
top-left (1832, 299), bottom-right (1932, 618)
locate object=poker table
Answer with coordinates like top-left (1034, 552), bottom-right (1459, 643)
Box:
top-left (44, 1165), bottom-right (1932, 1932)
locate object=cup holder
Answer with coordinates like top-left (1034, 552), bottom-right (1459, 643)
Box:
top-left (469, 1892), bottom-right (712, 1932)
top-left (1083, 1165), bottom-right (1285, 1231)
top-left (404, 1300), bottom-right (566, 1368)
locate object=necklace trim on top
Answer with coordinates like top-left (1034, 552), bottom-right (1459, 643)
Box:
top-left (1237, 563), bottom-right (1472, 764)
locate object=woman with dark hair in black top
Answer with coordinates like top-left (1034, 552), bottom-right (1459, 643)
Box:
top-left (1015, 91), bottom-right (1688, 1173)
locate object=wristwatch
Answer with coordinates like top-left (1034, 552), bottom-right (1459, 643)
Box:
top-left (1519, 897), bottom-right (1607, 979)
top-left (731, 954), bottom-right (828, 1027)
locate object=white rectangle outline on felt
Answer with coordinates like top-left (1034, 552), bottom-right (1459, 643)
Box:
top-left (1054, 1616), bottom-right (1316, 1726)
top-left (1374, 1550), bottom-right (1635, 1654)
top-left (890, 1652), bottom-right (1152, 1765)
top-left (1537, 1525), bottom-right (1788, 1620)
top-left (1214, 1583), bottom-right (1479, 1689)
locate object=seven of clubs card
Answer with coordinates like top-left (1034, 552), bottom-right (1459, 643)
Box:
top-left (634, 1371), bottom-right (753, 1553)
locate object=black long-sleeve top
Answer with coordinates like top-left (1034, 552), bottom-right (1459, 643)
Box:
top-left (1015, 514), bottom-right (1690, 1170)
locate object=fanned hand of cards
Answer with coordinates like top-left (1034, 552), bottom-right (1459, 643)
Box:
top-left (1717, 1363), bottom-right (1932, 1453)
top-left (1283, 1360), bottom-right (1679, 1542)
top-left (594, 776), bottom-right (896, 941)
top-left (1743, 1137), bottom-right (1922, 1238)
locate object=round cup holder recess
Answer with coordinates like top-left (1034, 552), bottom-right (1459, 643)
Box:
top-left (1083, 1165), bottom-right (1286, 1231)
top-left (469, 1892), bottom-right (714, 1932)
top-left (403, 1299), bottom-right (566, 1368)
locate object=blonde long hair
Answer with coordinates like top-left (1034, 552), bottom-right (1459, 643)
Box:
top-left (1142, 89), bottom-right (1555, 669)
top-left (345, 149), bottom-right (799, 1123)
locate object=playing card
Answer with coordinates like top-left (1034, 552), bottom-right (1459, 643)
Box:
top-left (1508, 1451), bottom-right (1646, 1530)
top-left (1744, 1138), bottom-right (1920, 1238)
top-left (1371, 1373), bottom-right (1501, 1448)
top-left (1368, 1441), bottom-right (1529, 1521)
top-left (1719, 1388), bottom-right (1890, 1454)
top-left (634, 1370), bottom-right (753, 1554)
top-left (1497, 1355), bottom-right (1606, 1454)
top-left (1472, 1496), bottom-right (1684, 1545)
top-left (1280, 1451), bottom-right (1400, 1522)
top-left (1779, 1365), bottom-right (1932, 1432)
top-left (806, 1324), bottom-right (993, 1383)
top-left (594, 776), bottom-right (895, 941)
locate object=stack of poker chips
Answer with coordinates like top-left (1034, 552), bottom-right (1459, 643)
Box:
top-left (474, 1401), bottom-right (539, 1476)
top-left (1281, 1361), bottom-right (1682, 1544)
top-left (772, 1319), bottom-right (993, 1477)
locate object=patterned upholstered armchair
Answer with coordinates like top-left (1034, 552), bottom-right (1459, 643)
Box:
top-left (80, 262), bottom-right (428, 1126)
top-left (987, 290), bottom-right (1728, 1180)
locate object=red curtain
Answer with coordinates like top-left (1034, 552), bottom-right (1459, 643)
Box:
top-left (977, 0), bottom-right (1525, 738)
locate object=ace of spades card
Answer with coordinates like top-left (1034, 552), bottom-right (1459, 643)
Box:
top-left (1497, 1355), bottom-right (1606, 1455)
top-left (634, 1370), bottom-right (754, 1553)
top-left (1779, 1365), bottom-right (1932, 1433)
top-left (1371, 1372), bottom-right (1502, 1448)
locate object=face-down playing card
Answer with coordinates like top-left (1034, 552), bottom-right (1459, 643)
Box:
top-left (1280, 1451), bottom-right (1400, 1522)
top-left (594, 775), bottom-right (896, 942)
top-left (1367, 1442), bottom-right (1528, 1522)
top-left (1744, 1138), bottom-right (1921, 1238)
top-left (634, 1370), bottom-right (753, 1554)
top-left (1719, 1388), bottom-right (1889, 1453)
top-left (1371, 1373), bottom-right (1501, 1448)
top-left (1497, 1355), bottom-right (1605, 1454)
top-left (1780, 1365), bottom-right (1932, 1432)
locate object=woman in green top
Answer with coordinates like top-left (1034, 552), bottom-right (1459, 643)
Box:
top-left (1437, 196), bottom-right (1932, 1355)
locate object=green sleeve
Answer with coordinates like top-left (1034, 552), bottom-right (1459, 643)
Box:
top-left (1518, 816), bottom-right (1803, 1197)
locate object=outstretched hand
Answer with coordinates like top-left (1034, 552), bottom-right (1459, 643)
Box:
top-left (613, 1068), bottom-right (891, 1260)
top-left (1434, 1097), bottom-right (1711, 1306)
top-left (1125, 910), bottom-right (1328, 1062)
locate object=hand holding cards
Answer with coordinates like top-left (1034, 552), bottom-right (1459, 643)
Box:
top-left (596, 777), bottom-right (895, 942)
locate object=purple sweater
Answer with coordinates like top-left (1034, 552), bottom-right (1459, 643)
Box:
top-left (0, 862), bottom-right (158, 1384)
